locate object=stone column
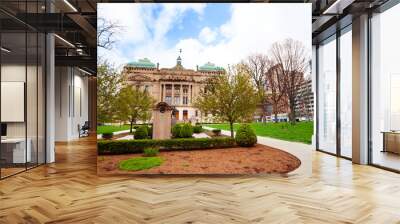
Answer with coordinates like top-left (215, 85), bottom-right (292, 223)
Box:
top-left (352, 14), bottom-right (369, 165)
top-left (190, 85), bottom-right (192, 104)
top-left (171, 84), bottom-right (175, 105)
top-left (159, 83), bottom-right (162, 102)
top-left (163, 84), bottom-right (166, 102)
top-left (46, 0), bottom-right (55, 163)
top-left (179, 84), bottom-right (182, 105)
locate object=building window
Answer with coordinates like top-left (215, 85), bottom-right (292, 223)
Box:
top-left (183, 96), bottom-right (188, 105)
top-left (174, 85), bottom-right (180, 94)
top-left (183, 85), bottom-right (188, 94)
top-left (370, 4), bottom-right (400, 171)
top-left (1, 11), bottom-right (46, 179)
top-left (339, 27), bottom-right (352, 158)
top-left (165, 96), bottom-right (172, 105)
top-left (165, 84), bottom-right (172, 104)
top-left (174, 96), bottom-right (180, 105)
top-left (317, 35), bottom-right (337, 155)
top-left (174, 110), bottom-right (179, 120)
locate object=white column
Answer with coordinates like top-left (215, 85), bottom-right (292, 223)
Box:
top-left (159, 83), bottom-right (162, 102)
top-left (171, 84), bottom-right (175, 105)
top-left (180, 84), bottom-right (183, 105)
top-left (352, 14), bottom-right (369, 164)
top-left (163, 84), bottom-right (166, 102)
top-left (312, 45), bottom-right (317, 149)
top-left (46, 32), bottom-right (55, 163)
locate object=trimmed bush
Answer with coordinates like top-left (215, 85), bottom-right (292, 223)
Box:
top-left (98, 137), bottom-right (236, 155)
top-left (143, 148), bottom-right (159, 157)
top-left (171, 124), bottom-right (182, 138)
top-left (102, 132), bottom-right (113, 140)
top-left (235, 124), bottom-right (257, 147)
top-left (193, 125), bottom-right (203, 133)
top-left (133, 125), bottom-right (140, 130)
top-left (180, 123), bottom-right (193, 138)
top-left (134, 126), bottom-right (148, 139)
top-left (172, 123), bottom-right (193, 138)
top-left (212, 129), bottom-right (221, 136)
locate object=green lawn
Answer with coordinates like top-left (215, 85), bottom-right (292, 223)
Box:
top-left (97, 124), bottom-right (131, 134)
top-left (206, 121), bottom-right (313, 144)
top-left (118, 157), bottom-right (164, 171)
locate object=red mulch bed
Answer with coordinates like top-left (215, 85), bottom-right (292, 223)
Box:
top-left (97, 144), bottom-right (301, 175)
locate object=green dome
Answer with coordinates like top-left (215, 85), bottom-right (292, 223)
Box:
top-left (198, 62), bottom-right (224, 72)
top-left (127, 58), bottom-right (156, 68)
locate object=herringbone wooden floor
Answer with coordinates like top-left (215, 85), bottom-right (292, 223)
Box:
top-left (1, 136), bottom-right (400, 224)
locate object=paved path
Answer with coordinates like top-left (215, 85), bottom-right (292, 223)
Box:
top-left (204, 127), bottom-right (313, 177)
top-left (97, 129), bottom-right (130, 139)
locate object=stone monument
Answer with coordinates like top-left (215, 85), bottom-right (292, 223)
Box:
top-left (152, 102), bottom-right (174, 139)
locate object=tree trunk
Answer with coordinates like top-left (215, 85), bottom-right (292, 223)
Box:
top-left (229, 122), bottom-right (234, 138)
top-left (130, 120), bottom-right (133, 133)
top-left (289, 98), bottom-right (296, 125)
top-left (273, 104), bottom-right (278, 123)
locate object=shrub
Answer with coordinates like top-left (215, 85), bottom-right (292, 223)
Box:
top-left (133, 125), bottom-right (140, 130)
top-left (172, 123), bottom-right (193, 138)
top-left (98, 137), bottom-right (236, 155)
top-left (171, 124), bottom-right (182, 138)
top-left (134, 126), bottom-right (148, 139)
top-left (212, 129), bottom-right (221, 136)
top-left (180, 123), bottom-right (193, 138)
top-left (193, 125), bottom-right (203, 133)
top-left (143, 148), bottom-right (159, 157)
top-left (102, 132), bottom-right (113, 140)
top-left (235, 124), bottom-right (257, 147)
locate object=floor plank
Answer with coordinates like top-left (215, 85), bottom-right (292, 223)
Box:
top-left (0, 136), bottom-right (400, 223)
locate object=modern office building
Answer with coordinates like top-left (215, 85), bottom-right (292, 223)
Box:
top-left (0, 1), bottom-right (96, 179)
top-left (295, 78), bottom-right (314, 120)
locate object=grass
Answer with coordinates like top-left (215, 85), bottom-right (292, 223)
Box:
top-left (97, 124), bottom-right (131, 134)
top-left (206, 121), bottom-right (313, 144)
top-left (118, 157), bottom-right (163, 171)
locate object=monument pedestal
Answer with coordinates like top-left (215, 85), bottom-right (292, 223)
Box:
top-left (152, 102), bottom-right (173, 140)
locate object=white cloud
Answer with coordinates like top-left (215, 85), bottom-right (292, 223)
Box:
top-left (98, 3), bottom-right (206, 69)
top-left (199, 27), bottom-right (217, 44)
top-left (98, 3), bottom-right (312, 72)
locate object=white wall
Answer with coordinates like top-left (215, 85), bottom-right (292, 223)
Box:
top-left (54, 67), bottom-right (89, 141)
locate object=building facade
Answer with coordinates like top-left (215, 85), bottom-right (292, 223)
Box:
top-left (295, 78), bottom-right (314, 121)
top-left (122, 57), bottom-right (224, 123)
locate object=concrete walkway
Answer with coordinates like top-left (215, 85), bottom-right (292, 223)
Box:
top-left (204, 127), bottom-right (313, 176)
top-left (97, 129), bottom-right (130, 139)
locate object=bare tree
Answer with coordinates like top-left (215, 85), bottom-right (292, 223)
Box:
top-left (97, 17), bottom-right (122, 50)
top-left (242, 54), bottom-right (269, 92)
top-left (270, 39), bottom-right (308, 124)
top-left (265, 63), bottom-right (285, 123)
top-left (241, 54), bottom-right (270, 122)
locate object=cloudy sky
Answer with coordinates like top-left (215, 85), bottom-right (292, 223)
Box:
top-left (98, 3), bottom-right (311, 70)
